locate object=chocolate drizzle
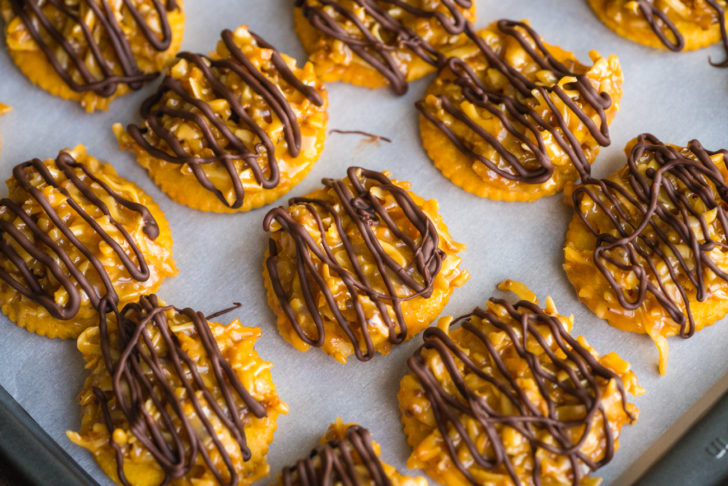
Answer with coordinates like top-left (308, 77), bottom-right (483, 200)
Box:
top-left (295, 0), bottom-right (473, 94)
top-left (417, 20), bottom-right (613, 185)
top-left (330, 129), bottom-right (392, 143)
top-left (264, 167), bottom-right (444, 361)
top-left (281, 424), bottom-right (391, 486)
top-left (95, 295), bottom-right (267, 486)
top-left (407, 297), bottom-right (634, 486)
top-left (127, 29), bottom-right (324, 209)
top-left (634, 0), bottom-right (728, 66)
top-left (573, 133), bottom-right (728, 337)
top-left (9, 0), bottom-right (179, 96)
top-left (0, 151), bottom-right (159, 320)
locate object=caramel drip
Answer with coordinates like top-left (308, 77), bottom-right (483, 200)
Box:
top-left (295, 0), bottom-right (472, 94)
top-left (574, 133), bottom-right (728, 337)
top-left (407, 298), bottom-right (633, 486)
top-left (280, 425), bottom-right (391, 486)
top-left (635, 0), bottom-right (728, 66)
top-left (9, 0), bottom-right (178, 97)
top-left (127, 29), bottom-right (324, 209)
top-left (95, 295), bottom-right (267, 486)
top-left (418, 20), bottom-right (613, 185)
top-left (264, 167), bottom-right (444, 361)
top-left (0, 151), bottom-right (159, 320)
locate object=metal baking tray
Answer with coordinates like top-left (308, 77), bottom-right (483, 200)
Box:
top-left (1, 0), bottom-right (728, 484)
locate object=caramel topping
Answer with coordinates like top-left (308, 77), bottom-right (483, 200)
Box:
top-left (295, 0), bottom-right (472, 94)
top-left (634, 0), bottom-right (728, 66)
top-left (408, 297), bottom-right (634, 486)
top-left (573, 133), bottom-right (728, 337)
top-left (95, 295), bottom-right (267, 486)
top-left (417, 20), bottom-right (613, 185)
top-left (280, 425), bottom-right (391, 486)
top-left (264, 167), bottom-right (444, 361)
top-left (127, 29), bottom-right (324, 209)
top-left (0, 151), bottom-right (159, 320)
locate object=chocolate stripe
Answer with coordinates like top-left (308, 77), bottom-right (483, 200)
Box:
top-left (127, 29), bottom-right (324, 209)
top-left (0, 151), bottom-right (159, 320)
top-left (418, 20), bottom-right (613, 185)
top-left (9, 0), bottom-right (178, 96)
top-left (264, 167), bottom-right (444, 361)
top-left (95, 295), bottom-right (268, 486)
top-left (295, 0), bottom-right (472, 94)
top-left (407, 298), bottom-right (634, 486)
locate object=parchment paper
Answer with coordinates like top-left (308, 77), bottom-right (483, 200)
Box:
top-left (1, 1), bottom-right (727, 484)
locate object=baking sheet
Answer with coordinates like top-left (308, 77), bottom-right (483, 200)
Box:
top-left (1, 0), bottom-right (727, 484)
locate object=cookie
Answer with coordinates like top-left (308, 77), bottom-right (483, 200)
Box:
top-left (587, 0), bottom-right (728, 64)
top-left (276, 420), bottom-right (426, 486)
top-left (565, 133), bottom-right (728, 374)
top-left (68, 295), bottom-right (287, 486)
top-left (116, 25), bottom-right (328, 213)
top-left (399, 280), bottom-right (642, 485)
top-left (263, 167), bottom-right (469, 363)
top-left (0, 146), bottom-right (177, 339)
top-left (418, 20), bottom-right (623, 201)
top-left (0, 0), bottom-right (185, 112)
top-left (294, 0), bottom-right (476, 94)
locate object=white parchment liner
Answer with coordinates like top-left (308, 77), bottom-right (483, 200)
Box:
top-left (1, 0), bottom-right (727, 484)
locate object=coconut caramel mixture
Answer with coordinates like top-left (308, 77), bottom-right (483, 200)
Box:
top-left (1, 0), bottom-right (185, 111)
top-left (294, 0), bottom-right (476, 93)
top-left (68, 295), bottom-right (287, 486)
top-left (588, 0), bottom-right (728, 63)
top-left (277, 420), bottom-right (427, 486)
top-left (263, 167), bottom-right (469, 363)
top-left (0, 146), bottom-right (176, 339)
top-left (116, 25), bottom-right (328, 213)
top-left (418, 20), bottom-right (623, 201)
top-left (399, 281), bottom-right (642, 486)
top-left (565, 134), bottom-right (728, 374)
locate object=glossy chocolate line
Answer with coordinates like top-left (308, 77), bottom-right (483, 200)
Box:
top-left (329, 129), bottom-right (392, 143)
top-left (295, 0), bottom-right (472, 94)
top-left (635, 0), bottom-right (728, 67)
top-left (408, 298), bottom-right (633, 486)
top-left (281, 425), bottom-right (391, 486)
top-left (96, 295), bottom-right (267, 486)
top-left (127, 29), bottom-right (324, 209)
top-left (206, 302), bottom-right (242, 320)
top-left (418, 19), bottom-right (612, 185)
top-left (574, 133), bottom-right (728, 337)
top-left (0, 151), bottom-right (159, 320)
top-left (9, 0), bottom-right (177, 96)
top-left (264, 167), bottom-right (444, 361)
top-left (635, 0), bottom-right (685, 51)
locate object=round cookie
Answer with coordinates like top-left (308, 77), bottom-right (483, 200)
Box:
top-left (263, 167), bottom-right (469, 363)
top-left (116, 25), bottom-right (329, 213)
top-left (294, 0), bottom-right (476, 94)
top-left (564, 134), bottom-right (728, 375)
top-left (399, 280), bottom-right (642, 486)
top-left (277, 420), bottom-right (427, 486)
top-left (418, 20), bottom-right (623, 202)
top-left (0, 0), bottom-right (185, 112)
top-left (68, 295), bottom-right (287, 486)
top-left (0, 145), bottom-right (177, 339)
top-left (587, 0), bottom-right (728, 56)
